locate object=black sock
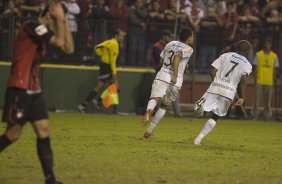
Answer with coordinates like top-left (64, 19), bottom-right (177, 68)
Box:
top-left (37, 137), bottom-right (56, 182)
top-left (82, 90), bottom-right (98, 106)
top-left (0, 134), bottom-right (12, 152)
top-left (112, 105), bottom-right (118, 114)
top-left (97, 97), bottom-right (102, 104)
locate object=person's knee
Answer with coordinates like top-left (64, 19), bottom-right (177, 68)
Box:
top-left (160, 102), bottom-right (168, 110)
top-left (37, 125), bottom-right (50, 138)
top-left (5, 125), bottom-right (22, 142)
top-left (211, 113), bottom-right (219, 121)
top-left (151, 97), bottom-right (160, 103)
top-left (34, 122), bottom-right (50, 138)
top-left (94, 80), bottom-right (105, 91)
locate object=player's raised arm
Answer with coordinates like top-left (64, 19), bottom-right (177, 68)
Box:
top-left (48, 3), bottom-right (73, 54)
top-left (171, 51), bottom-right (182, 85)
top-left (63, 16), bottom-right (74, 54)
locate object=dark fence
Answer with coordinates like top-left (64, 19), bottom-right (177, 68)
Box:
top-left (0, 16), bottom-right (281, 71)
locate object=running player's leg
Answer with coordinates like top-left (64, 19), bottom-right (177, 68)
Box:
top-left (194, 113), bottom-right (218, 145)
top-left (143, 97), bottom-right (159, 126)
top-left (77, 80), bottom-right (105, 112)
top-left (194, 97), bottom-right (205, 117)
top-left (144, 85), bottom-right (178, 138)
top-left (78, 63), bottom-right (111, 112)
top-left (144, 102), bottom-right (167, 138)
top-left (143, 80), bottom-right (167, 126)
top-left (194, 94), bottom-right (231, 145)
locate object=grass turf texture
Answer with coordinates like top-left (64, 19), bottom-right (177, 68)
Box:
top-left (0, 112), bottom-right (281, 184)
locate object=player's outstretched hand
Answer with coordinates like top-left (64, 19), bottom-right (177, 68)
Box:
top-left (234, 98), bottom-right (244, 106)
top-left (171, 75), bottom-right (177, 85)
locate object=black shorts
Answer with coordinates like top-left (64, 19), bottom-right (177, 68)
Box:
top-left (2, 87), bottom-right (48, 126)
top-left (98, 62), bottom-right (113, 82)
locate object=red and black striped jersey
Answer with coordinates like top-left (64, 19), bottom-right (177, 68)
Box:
top-left (8, 19), bottom-right (54, 91)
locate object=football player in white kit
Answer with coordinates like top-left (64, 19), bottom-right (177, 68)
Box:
top-left (193, 40), bottom-right (252, 145)
top-left (142, 27), bottom-right (194, 138)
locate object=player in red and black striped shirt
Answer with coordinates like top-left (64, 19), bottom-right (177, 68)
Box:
top-left (0, 1), bottom-right (74, 184)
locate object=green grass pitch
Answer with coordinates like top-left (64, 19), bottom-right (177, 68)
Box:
top-left (0, 112), bottom-right (281, 184)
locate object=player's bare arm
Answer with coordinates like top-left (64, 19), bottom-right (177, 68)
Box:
top-left (233, 73), bottom-right (249, 106)
top-left (63, 18), bottom-right (74, 54)
top-left (210, 66), bottom-right (217, 80)
top-left (171, 51), bottom-right (182, 85)
top-left (48, 3), bottom-right (69, 53)
top-left (160, 58), bottom-right (164, 66)
top-left (240, 73), bottom-right (248, 98)
top-left (233, 95), bottom-right (244, 106)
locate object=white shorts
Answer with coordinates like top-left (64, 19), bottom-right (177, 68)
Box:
top-left (150, 80), bottom-right (179, 106)
top-left (196, 92), bottom-right (232, 117)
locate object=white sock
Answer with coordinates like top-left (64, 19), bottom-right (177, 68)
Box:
top-left (146, 122), bottom-right (156, 133)
top-left (146, 99), bottom-right (157, 111)
top-left (196, 119), bottom-right (217, 140)
top-left (147, 108), bottom-right (166, 133)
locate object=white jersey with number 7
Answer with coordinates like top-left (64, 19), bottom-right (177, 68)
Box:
top-left (207, 52), bottom-right (252, 100)
top-left (155, 41), bottom-right (193, 88)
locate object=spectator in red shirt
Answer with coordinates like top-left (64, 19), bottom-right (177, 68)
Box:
top-left (0, 2), bottom-right (74, 184)
top-left (109, 0), bottom-right (129, 32)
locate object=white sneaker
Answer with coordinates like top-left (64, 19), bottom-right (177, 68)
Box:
top-left (194, 98), bottom-right (205, 111)
top-left (93, 99), bottom-right (102, 109)
top-left (194, 137), bottom-right (202, 145)
top-left (77, 104), bottom-right (86, 113)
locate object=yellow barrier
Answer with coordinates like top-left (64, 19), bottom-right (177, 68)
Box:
top-left (0, 61), bottom-right (155, 73)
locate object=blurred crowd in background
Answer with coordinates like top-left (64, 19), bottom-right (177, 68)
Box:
top-left (0, 0), bottom-right (281, 72)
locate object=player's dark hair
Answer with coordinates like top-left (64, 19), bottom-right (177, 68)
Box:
top-left (237, 40), bottom-right (251, 56)
top-left (263, 37), bottom-right (272, 44)
top-left (237, 40), bottom-right (251, 52)
top-left (110, 29), bottom-right (121, 38)
top-left (179, 27), bottom-right (193, 42)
